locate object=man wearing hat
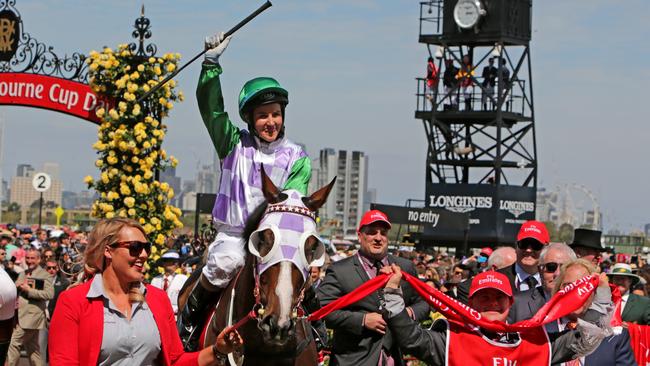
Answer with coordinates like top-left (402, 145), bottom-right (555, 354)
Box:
top-left (151, 250), bottom-right (188, 317)
top-left (569, 228), bottom-right (604, 266)
top-left (381, 267), bottom-right (609, 366)
top-left (317, 210), bottom-right (430, 366)
top-left (456, 220), bottom-right (550, 304)
top-left (608, 262), bottom-right (650, 325)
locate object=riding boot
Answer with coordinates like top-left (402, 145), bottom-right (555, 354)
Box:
top-left (177, 275), bottom-right (220, 351)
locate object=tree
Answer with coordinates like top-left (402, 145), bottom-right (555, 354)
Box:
top-left (85, 45), bottom-right (184, 276)
top-left (7, 202), bottom-right (21, 212)
top-left (558, 223), bottom-right (575, 243)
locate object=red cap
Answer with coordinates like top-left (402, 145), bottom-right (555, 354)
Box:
top-left (469, 271), bottom-right (513, 298)
top-left (516, 220), bottom-right (550, 245)
top-left (357, 210), bottom-right (391, 232)
top-left (480, 247), bottom-right (493, 257)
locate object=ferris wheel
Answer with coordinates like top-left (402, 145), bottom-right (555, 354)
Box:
top-left (547, 183), bottom-right (601, 230)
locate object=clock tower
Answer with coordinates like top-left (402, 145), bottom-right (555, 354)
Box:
top-left (415, 0), bottom-right (536, 251)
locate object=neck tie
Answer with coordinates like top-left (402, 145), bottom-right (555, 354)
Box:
top-left (523, 276), bottom-right (537, 290)
top-left (163, 276), bottom-right (169, 292)
top-left (373, 260), bottom-right (383, 276)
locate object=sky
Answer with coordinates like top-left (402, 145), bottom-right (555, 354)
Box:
top-left (1, 0), bottom-right (648, 232)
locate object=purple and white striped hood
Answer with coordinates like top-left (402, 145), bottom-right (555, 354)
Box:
top-left (248, 190), bottom-right (325, 280)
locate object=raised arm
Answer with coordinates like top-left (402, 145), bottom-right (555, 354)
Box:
top-left (196, 63), bottom-right (241, 159)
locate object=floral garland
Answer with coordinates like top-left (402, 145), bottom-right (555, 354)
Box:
top-left (84, 44), bottom-right (184, 275)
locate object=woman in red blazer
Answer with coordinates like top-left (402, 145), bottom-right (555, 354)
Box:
top-left (49, 218), bottom-right (240, 365)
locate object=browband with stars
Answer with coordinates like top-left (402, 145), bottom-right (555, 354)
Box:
top-left (265, 204), bottom-right (316, 221)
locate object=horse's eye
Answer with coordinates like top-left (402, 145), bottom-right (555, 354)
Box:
top-left (257, 230), bottom-right (275, 257)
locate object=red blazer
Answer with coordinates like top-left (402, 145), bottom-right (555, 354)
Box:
top-left (49, 279), bottom-right (199, 366)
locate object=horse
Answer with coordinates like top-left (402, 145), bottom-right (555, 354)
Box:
top-left (178, 168), bottom-right (335, 366)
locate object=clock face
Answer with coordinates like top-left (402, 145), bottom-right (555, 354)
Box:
top-left (454, 0), bottom-right (481, 29)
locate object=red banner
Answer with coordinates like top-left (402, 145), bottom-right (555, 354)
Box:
top-left (309, 272), bottom-right (600, 333)
top-left (0, 73), bottom-right (112, 123)
top-left (628, 323), bottom-right (650, 365)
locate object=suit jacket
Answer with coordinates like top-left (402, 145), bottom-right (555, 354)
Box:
top-left (455, 264), bottom-right (518, 305)
top-left (48, 273), bottom-right (70, 318)
top-left (622, 293), bottom-right (650, 325)
top-left (507, 287), bottom-right (559, 333)
top-left (584, 328), bottom-right (637, 366)
top-left (317, 254), bottom-right (430, 366)
top-left (49, 279), bottom-right (198, 366)
top-left (15, 266), bottom-right (54, 330)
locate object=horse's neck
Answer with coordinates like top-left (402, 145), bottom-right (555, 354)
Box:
top-left (232, 253), bottom-right (257, 317)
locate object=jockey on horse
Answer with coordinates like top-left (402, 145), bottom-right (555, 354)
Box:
top-left (177, 32), bottom-right (311, 350)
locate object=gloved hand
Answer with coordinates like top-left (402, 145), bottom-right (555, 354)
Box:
top-left (204, 31), bottom-right (232, 64)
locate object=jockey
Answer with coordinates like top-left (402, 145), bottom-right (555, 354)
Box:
top-left (177, 32), bottom-right (311, 350)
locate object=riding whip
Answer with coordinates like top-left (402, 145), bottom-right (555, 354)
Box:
top-left (136, 1), bottom-right (273, 104)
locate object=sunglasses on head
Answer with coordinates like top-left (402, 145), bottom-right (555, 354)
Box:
top-left (110, 241), bottom-right (152, 257)
top-left (517, 240), bottom-right (544, 251)
top-left (541, 262), bottom-right (559, 273)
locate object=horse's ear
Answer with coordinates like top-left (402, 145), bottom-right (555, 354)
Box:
top-left (302, 176), bottom-right (337, 211)
top-left (261, 166), bottom-right (285, 204)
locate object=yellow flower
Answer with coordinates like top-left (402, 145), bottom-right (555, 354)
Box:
top-left (120, 184), bottom-right (131, 195)
top-left (143, 170), bottom-right (153, 179)
top-left (84, 175), bottom-right (94, 184)
top-left (139, 218), bottom-right (146, 224)
top-left (143, 223), bottom-right (154, 234)
top-left (101, 172), bottom-right (109, 183)
top-left (118, 102), bottom-right (127, 112)
top-left (108, 109), bottom-right (119, 120)
top-left (130, 71), bottom-right (140, 80)
top-left (154, 66), bottom-right (161, 76)
top-left (137, 64), bottom-right (145, 72)
top-left (132, 104), bottom-right (141, 116)
top-left (105, 212), bottom-right (115, 219)
top-left (143, 141), bottom-right (151, 149)
top-left (118, 210), bottom-right (127, 218)
top-left (124, 197), bottom-right (135, 208)
top-left (155, 234), bottom-right (165, 245)
top-left (96, 108), bottom-right (105, 118)
top-left (128, 208), bottom-right (136, 216)
top-left (166, 102), bottom-right (173, 110)
top-left (89, 63), bottom-right (99, 71)
top-left (166, 63), bottom-right (176, 73)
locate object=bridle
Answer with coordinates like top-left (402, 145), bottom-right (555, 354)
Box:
top-left (229, 203), bottom-right (317, 331)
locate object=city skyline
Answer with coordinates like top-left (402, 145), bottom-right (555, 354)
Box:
top-left (0, 1), bottom-right (647, 232)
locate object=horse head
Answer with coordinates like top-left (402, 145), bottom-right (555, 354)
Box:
top-left (245, 167), bottom-right (335, 346)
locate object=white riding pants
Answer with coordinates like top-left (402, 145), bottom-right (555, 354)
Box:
top-left (202, 231), bottom-right (246, 288)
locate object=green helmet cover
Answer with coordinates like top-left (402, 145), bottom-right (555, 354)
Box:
top-left (238, 77), bottom-right (289, 122)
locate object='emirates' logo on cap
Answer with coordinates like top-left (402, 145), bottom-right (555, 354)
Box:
top-left (478, 274), bottom-right (503, 285)
top-left (524, 226), bottom-right (541, 234)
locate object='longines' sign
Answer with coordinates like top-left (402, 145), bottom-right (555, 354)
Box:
top-left (0, 73), bottom-right (111, 123)
top-left (426, 183), bottom-right (536, 244)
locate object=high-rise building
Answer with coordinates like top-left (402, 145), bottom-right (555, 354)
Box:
top-left (10, 163), bottom-right (63, 209)
top-left (16, 164), bottom-right (34, 177)
top-left (316, 148), bottom-right (369, 239)
top-left (197, 164), bottom-right (220, 194)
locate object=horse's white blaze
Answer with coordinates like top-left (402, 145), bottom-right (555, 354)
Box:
top-left (275, 262), bottom-right (294, 328)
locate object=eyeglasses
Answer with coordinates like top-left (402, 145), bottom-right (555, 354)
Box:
top-left (541, 262), bottom-right (559, 273)
top-left (517, 240), bottom-right (543, 251)
top-left (361, 227), bottom-right (388, 236)
top-left (110, 241), bottom-right (151, 257)
top-left (453, 270), bottom-right (464, 276)
top-left (46, 266), bottom-right (57, 270)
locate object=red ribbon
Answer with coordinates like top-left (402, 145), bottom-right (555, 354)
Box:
top-left (309, 272), bottom-right (601, 333)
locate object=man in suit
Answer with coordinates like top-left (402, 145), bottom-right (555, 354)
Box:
top-left (457, 220), bottom-right (550, 304)
top-left (569, 228), bottom-right (604, 267)
top-left (508, 242), bottom-right (577, 333)
top-left (318, 210), bottom-right (430, 366)
top-left (608, 262), bottom-right (650, 325)
top-left (7, 248), bottom-right (54, 366)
